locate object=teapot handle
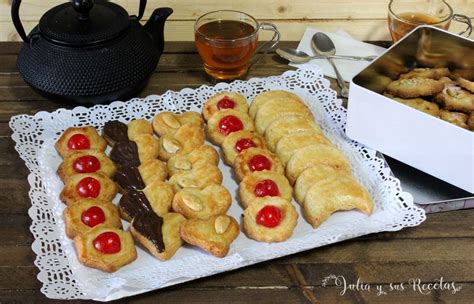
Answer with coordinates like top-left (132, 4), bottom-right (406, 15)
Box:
top-left (136, 0), bottom-right (147, 20)
top-left (11, 0), bottom-right (29, 43)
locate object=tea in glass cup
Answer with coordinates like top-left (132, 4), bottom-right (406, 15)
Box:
top-left (195, 10), bottom-right (279, 81)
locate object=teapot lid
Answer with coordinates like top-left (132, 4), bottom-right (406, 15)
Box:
top-left (39, 1), bottom-right (130, 46)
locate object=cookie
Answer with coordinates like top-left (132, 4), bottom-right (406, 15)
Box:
top-left (127, 119), bottom-right (153, 142)
top-left (118, 189), bottom-right (153, 222)
top-left (102, 121), bottom-right (129, 147)
top-left (142, 180), bottom-right (174, 216)
top-left (63, 198), bottom-right (122, 239)
top-left (180, 215), bottom-right (240, 258)
top-left (138, 159), bottom-right (168, 185)
top-left (264, 115), bottom-right (323, 152)
top-left (285, 144), bottom-right (351, 185)
top-left (439, 109), bottom-right (470, 130)
top-left (158, 123), bottom-right (205, 161)
top-left (399, 67), bottom-right (450, 80)
top-left (468, 112), bottom-right (474, 130)
top-left (73, 224), bottom-right (137, 272)
top-left (303, 175), bottom-right (373, 228)
top-left (238, 171), bottom-right (292, 208)
top-left (168, 164), bottom-right (223, 192)
top-left (254, 99), bottom-right (313, 134)
top-left (110, 140), bottom-right (140, 167)
top-left (275, 131), bottom-right (332, 165)
top-left (434, 87), bottom-right (474, 113)
top-left (249, 90), bottom-right (304, 119)
top-left (233, 147), bottom-right (284, 182)
top-left (242, 197), bottom-right (298, 243)
top-left (60, 173), bottom-right (118, 206)
top-left (206, 109), bottom-right (255, 145)
top-left (134, 134), bottom-right (160, 163)
top-left (167, 144), bottom-right (219, 176)
top-left (202, 91), bottom-right (249, 121)
top-left (392, 97), bottom-right (440, 117)
top-left (172, 185), bottom-right (232, 219)
top-left (221, 130), bottom-right (267, 165)
top-left (57, 150), bottom-right (117, 183)
top-left (152, 111), bottom-right (203, 136)
top-left (55, 126), bottom-right (107, 158)
top-left (130, 212), bottom-right (186, 261)
top-left (113, 166), bottom-right (146, 193)
top-left (385, 77), bottom-right (444, 98)
top-left (457, 77), bottom-right (474, 93)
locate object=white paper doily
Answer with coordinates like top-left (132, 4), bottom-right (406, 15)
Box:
top-left (9, 65), bottom-right (425, 301)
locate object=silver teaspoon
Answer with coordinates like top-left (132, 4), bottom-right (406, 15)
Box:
top-left (276, 47), bottom-right (376, 64)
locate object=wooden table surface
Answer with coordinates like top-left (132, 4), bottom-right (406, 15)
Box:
top-left (1, 41), bottom-right (473, 304)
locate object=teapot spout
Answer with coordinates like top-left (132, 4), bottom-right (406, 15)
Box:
top-left (145, 8), bottom-right (173, 55)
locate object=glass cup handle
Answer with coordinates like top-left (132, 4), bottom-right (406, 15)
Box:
top-left (248, 22), bottom-right (281, 69)
top-left (453, 14), bottom-right (472, 37)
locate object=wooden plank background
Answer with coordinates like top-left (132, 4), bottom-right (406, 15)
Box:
top-left (1, 0), bottom-right (473, 42)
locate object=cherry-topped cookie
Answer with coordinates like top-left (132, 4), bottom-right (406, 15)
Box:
top-left (206, 109), bottom-right (255, 145)
top-left (233, 147), bottom-right (284, 181)
top-left (221, 130), bottom-right (267, 165)
top-left (238, 171), bottom-right (292, 208)
top-left (202, 91), bottom-right (249, 121)
top-left (57, 150), bottom-right (117, 183)
top-left (55, 126), bottom-right (107, 158)
top-left (60, 172), bottom-right (118, 205)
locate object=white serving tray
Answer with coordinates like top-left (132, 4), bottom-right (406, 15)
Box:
top-left (9, 65), bottom-right (425, 301)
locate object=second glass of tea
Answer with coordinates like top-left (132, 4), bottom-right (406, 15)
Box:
top-left (388, 0), bottom-right (472, 42)
top-left (195, 10), bottom-right (280, 81)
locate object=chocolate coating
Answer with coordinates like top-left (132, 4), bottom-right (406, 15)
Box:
top-left (114, 166), bottom-right (146, 192)
top-left (132, 211), bottom-right (165, 253)
top-left (110, 140), bottom-right (140, 167)
top-left (118, 190), bottom-right (152, 220)
top-left (103, 121), bottom-right (128, 146)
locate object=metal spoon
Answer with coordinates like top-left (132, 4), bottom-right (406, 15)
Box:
top-left (312, 32), bottom-right (349, 98)
top-left (276, 47), bottom-right (377, 64)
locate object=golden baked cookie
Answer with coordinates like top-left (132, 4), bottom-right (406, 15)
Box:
top-left (392, 97), bottom-right (440, 117)
top-left (127, 119), bottom-right (153, 142)
top-left (221, 130), bottom-right (267, 165)
top-left (143, 180), bottom-right (174, 216)
top-left (434, 87), bottom-right (474, 113)
top-left (239, 171), bottom-right (292, 208)
top-left (167, 144), bottom-right (219, 176)
top-left (285, 144), bottom-right (351, 185)
top-left (249, 90), bottom-right (304, 119)
top-left (202, 91), bottom-right (249, 121)
top-left (152, 111), bottom-right (203, 136)
top-left (399, 67), bottom-right (450, 80)
top-left (233, 147), bottom-right (284, 182)
top-left (264, 115), bottom-right (322, 152)
top-left (206, 109), bottom-right (255, 145)
top-left (55, 126), bottom-right (107, 158)
top-left (303, 175), bottom-right (373, 228)
top-left (180, 215), bottom-right (240, 258)
top-left (57, 150), bottom-right (117, 183)
top-left (63, 198), bottom-right (122, 239)
top-left (457, 77), bottom-right (474, 93)
top-left (168, 164), bottom-right (223, 192)
top-left (134, 134), bottom-right (160, 163)
top-left (60, 173), bottom-right (118, 206)
top-left (275, 131), bottom-right (332, 165)
top-left (138, 159), bottom-right (168, 185)
top-left (157, 122), bottom-right (205, 161)
top-left (294, 164), bottom-right (348, 205)
top-left (130, 212), bottom-right (186, 261)
top-left (73, 224), bottom-right (137, 272)
top-left (254, 99), bottom-right (313, 134)
top-left (172, 185), bottom-right (232, 219)
top-left (385, 77), bottom-right (444, 98)
top-left (468, 112), bottom-right (474, 130)
top-left (439, 109), bottom-right (470, 130)
top-left (242, 197), bottom-right (298, 243)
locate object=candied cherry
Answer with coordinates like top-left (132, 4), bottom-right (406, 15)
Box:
top-left (254, 179), bottom-right (280, 197)
top-left (218, 115), bottom-right (244, 135)
top-left (217, 96), bottom-right (235, 110)
top-left (235, 138), bottom-right (257, 153)
top-left (76, 177), bottom-right (101, 198)
top-left (81, 206), bottom-right (106, 227)
top-left (73, 155), bottom-right (101, 173)
top-left (256, 205), bottom-right (282, 228)
top-left (93, 231), bottom-right (121, 254)
top-left (248, 154), bottom-right (272, 172)
top-left (67, 134), bottom-right (90, 150)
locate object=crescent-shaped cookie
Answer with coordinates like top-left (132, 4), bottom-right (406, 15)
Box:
top-left (233, 147), bottom-right (284, 182)
top-left (57, 150), bottom-right (117, 183)
top-left (275, 131), bottom-right (332, 165)
top-left (172, 185), bottom-right (232, 219)
top-left (167, 144), bottom-right (219, 176)
top-left (238, 171), bottom-right (292, 208)
top-left (55, 126), bottom-right (107, 158)
top-left (202, 91), bottom-right (249, 121)
top-left (152, 111), bottom-right (203, 136)
top-left (249, 90), bottom-right (304, 119)
top-left (206, 109), bottom-right (255, 145)
top-left (60, 173), bottom-right (119, 206)
top-left (221, 130), bottom-right (267, 165)
top-left (303, 175), bottom-right (373, 228)
top-left (254, 99), bottom-right (313, 134)
top-left (168, 164), bottom-right (223, 192)
top-left (157, 123), bottom-right (205, 161)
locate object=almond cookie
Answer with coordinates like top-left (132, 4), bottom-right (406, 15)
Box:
top-left (221, 130), bottom-right (267, 165)
top-left (180, 215), bottom-right (240, 258)
top-left (158, 122), bottom-right (205, 161)
top-left (439, 109), bottom-right (470, 130)
top-left (74, 224), bottom-right (137, 272)
top-left (457, 77), bottom-right (474, 93)
top-left (57, 150), bottom-right (117, 183)
top-left (60, 173), bottom-right (118, 206)
top-left (239, 171), bottom-right (292, 208)
top-left (168, 164), bottom-right (223, 192)
top-left (167, 144), bottom-right (219, 176)
top-left (249, 90), bottom-right (304, 119)
top-left (434, 87), bottom-right (474, 113)
top-left (152, 111), bottom-right (203, 136)
top-left (233, 147), bottom-right (284, 182)
top-left (303, 175), bottom-right (373, 228)
top-left (63, 198), bottom-right (122, 239)
top-left (242, 197), bottom-right (298, 243)
top-left (143, 180), bottom-right (174, 216)
top-left (202, 91), bottom-right (249, 121)
top-left (254, 99), bottom-right (313, 134)
top-left (55, 126), bottom-right (107, 158)
top-left (172, 185), bottom-right (232, 219)
top-left (385, 77), bottom-right (444, 98)
top-left (275, 131), bottom-right (332, 165)
top-left (127, 119), bottom-right (153, 142)
top-left (130, 212), bottom-right (186, 261)
top-left (286, 144), bottom-right (351, 185)
top-left (206, 109), bottom-right (255, 145)
top-left (399, 67), bottom-right (450, 80)
top-left (392, 97), bottom-right (440, 117)
top-left (264, 115), bottom-right (323, 152)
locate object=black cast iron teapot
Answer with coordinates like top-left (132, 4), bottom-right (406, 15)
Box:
top-left (11, 0), bottom-right (173, 104)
